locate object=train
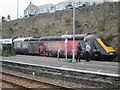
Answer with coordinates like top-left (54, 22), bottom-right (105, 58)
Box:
top-left (0, 33), bottom-right (117, 60)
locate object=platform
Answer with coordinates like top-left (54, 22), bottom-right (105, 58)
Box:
top-left (0, 55), bottom-right (119, 77)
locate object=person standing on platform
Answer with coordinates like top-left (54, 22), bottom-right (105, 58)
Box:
top-left (85, 42), bottom-right (91, 62)
top-left (76, 42), bottom-right (82, 62)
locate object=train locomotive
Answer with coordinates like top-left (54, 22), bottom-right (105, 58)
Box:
top-left (12, 34), bottom-right (116, 60)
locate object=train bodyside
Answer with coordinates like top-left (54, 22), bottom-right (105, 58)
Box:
top-left (37, 35), bottom-right (86, 57)
top-left (28, 37), bottom-right (41, 54)
top-left (35, 34), bottom-right (116, 60)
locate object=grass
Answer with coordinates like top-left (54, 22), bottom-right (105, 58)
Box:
top-left (0, 50), bottom-right (16, 57)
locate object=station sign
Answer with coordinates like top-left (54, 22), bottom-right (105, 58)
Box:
top-left (61, 35), bottom-right (72, 39)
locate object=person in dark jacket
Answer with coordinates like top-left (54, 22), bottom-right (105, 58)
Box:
top-left (76, 42), bottom-right (82, 62)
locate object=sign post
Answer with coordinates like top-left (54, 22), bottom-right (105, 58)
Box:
top-left (57, 49), bottom-right (60, 61)
top-left (62, 33), bottom-right (71, 60)
top-left (65, 38), bottom-right (68, 60)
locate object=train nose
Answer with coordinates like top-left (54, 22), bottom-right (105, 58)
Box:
top-left (108, 52), bottom-right (117, 58)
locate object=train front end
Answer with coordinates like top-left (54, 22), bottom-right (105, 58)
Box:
top-left (84, 34), bottom-right (117, 60)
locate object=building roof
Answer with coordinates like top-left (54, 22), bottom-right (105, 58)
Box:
top-left (55, 1), bottom-right (72, 6)
top-left (38, 4), bottom-right (54, 9)
top-left (24, 2), bottom-right (38, 11)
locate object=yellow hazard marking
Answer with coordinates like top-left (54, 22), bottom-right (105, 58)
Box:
top-left (96, 39), bottom-right (115, 53)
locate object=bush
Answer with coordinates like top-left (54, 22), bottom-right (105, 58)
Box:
top-left (0, 50), bottom-right (16, 57)
top-left (1, 44), bottom-right (16, 57)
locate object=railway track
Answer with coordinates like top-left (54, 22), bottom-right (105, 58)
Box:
top-left (2, 79), bottom-right (29, 89)
top-left (1, 72), bottom-right (72, 89)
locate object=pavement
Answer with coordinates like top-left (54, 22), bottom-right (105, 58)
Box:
top-left (0, 55), bottom-right (119, 77)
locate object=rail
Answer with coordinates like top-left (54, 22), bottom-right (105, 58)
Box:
top-left (1, 72), bottom-right (72, 89)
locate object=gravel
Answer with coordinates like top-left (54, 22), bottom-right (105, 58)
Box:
top-left (2, 68), bottom-right (101, 89)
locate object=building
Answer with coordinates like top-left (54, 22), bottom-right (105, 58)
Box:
top-left (24, 2), bottom-right (38, 17)
top-left (36, 4), bottom-right (54, 14)
top-left (54, 1), bottom-right (72, 11)
top-left (24, 1), bottom-right (96, 17)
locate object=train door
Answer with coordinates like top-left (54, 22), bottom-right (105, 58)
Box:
top-left (34, 42), bottom-right (40, 54)
top-left (14, 41), bottom-right (22, 53)
top-left (28, 42), bottom-right (35, 54)
top-left (21, 42), bottom-right (29, 54)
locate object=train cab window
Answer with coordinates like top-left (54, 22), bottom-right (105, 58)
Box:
top-left (101, 39), bottom-right (110, 46)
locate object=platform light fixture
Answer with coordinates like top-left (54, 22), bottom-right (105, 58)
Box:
top-left (72, 6), bottom-right (81, 62)
top-left (72, 7), bottom-right (75, 62)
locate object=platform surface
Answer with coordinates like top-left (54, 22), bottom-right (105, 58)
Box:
top-left (1, 55), bottom-right (119, 77)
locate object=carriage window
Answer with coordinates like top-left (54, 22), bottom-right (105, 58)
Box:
top-left (22, 42), bottom-right (28, 48)
top-left (16, 42), bottom-right (22, 48)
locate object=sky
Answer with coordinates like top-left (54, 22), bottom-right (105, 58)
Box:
top-left (0, 0), bottom-right (65, 20)
top-left (0, 0), bottom-right (119, 20)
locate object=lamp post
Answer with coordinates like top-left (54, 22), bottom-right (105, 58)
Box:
top-left (17, 0), bottom-right (19, 19)
top-left (72, 7), bottom-right (75, 62)
top-left (0, 18), bottom-right (2, 39)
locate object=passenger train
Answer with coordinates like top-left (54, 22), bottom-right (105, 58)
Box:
top-left (0, 34), bottom-right (117, 60)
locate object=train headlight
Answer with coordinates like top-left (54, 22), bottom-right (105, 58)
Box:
top-left (109, 52), bottom-right (114, 55)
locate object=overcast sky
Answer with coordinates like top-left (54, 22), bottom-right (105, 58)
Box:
top-left (0, 0), bottom-right (65, 20)
top-left (0, 0), bottom-right (119, 20)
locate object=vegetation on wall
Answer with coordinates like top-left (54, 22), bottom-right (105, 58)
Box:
top-left (29, 14), bottom-right (35, 16)
top-left (31, 27), bottom-right (38, 31)
top-left (14, 22), bottom-right (18, 26)
top-left (92, 32), bottom-right (97, 34)
top-left (105, 34), bottom-right (113, 41)
top-left (65, 18), bottom-right (71, 26)
top-left (98, 20), bottom-right (105, 32)
top-left (2, 16), bottom-right (7, 22)
top-left (75, 21), bottom-right (81, 28)
top-left (112, 16), bottom-right (118, 20)
top-left (8, 27), bottom-right (14, 34)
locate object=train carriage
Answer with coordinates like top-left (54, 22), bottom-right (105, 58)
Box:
top-left (13, 37), bottom-right (32, 54)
